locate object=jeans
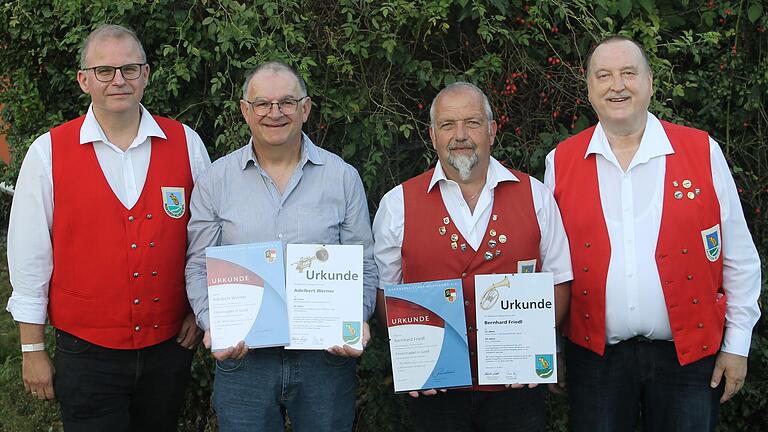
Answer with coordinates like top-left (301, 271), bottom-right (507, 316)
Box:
top-left (407, 386), bottom-right (547, 432)
top-left (53, 330), bottom-right (194, 432)
top-left (213, 347), bottom-right (357, 432)
top-left (566, 338), bottom-right (723, 432)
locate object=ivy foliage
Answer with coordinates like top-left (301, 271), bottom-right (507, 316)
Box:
top-left (0, 1), bottom-right (766, 431)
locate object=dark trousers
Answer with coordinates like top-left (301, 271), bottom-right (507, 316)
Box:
top-left (53, 330), bottom-right (194, 432)
top-left (408, 386), bottom-right (547, 432)
top-left (566, 338), bottom-right (723, 432)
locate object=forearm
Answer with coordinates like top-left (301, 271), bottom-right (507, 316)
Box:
top-left (19, 322), bottom-right (46, 344)
top-left (554, 282), bottom-right (570, 328)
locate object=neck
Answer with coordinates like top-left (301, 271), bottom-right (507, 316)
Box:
top-left (92, 106), bottom-right (142, 151)
top-left (252, 138), bottom-right (303, 169)
top-left (602, 123), bottom-right (646, 172)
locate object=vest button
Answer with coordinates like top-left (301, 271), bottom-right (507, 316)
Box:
top-left (146, 214), bottom-right (153, 219)
top-left (682, 248), bottom-right (688, 254)
top-left (131, 243), bottom-right (137, 249)
top-left (134, 325), bottom-right (141, 332)
top-left (153, 297), bottom-right (160, 302)
top-left (128, 215), bottom-right (135, 222)
top-left (582, 267), bottom-right (589, 272)
top-left (152, 271), bottom-right (158, 276)
top-left (461, 272), bottom-right (467, 277)
top-left (692, 298), bottom-right (699, 304)
top-left (153, 324), bottom-right (159, 329)
top-left (149, 242), bottom-right (155, 248)
top-left (584, 242), bottom-right (591, 248)
top-left (702, 345), bottom-right (709, 351)
top-left (468, 326), bottom-right (474, 332)
top-left (584, 313), bottom-right (590, 319)
top-left (464, 300), bottom-right (470, 306)
top-left (697, 323), bottom-right (704, 328)
top-left (470, 351), bottom-right (475, 356)
top-left (584, 336), bottom-right (590, 341)
top-left (133, 299), bottom-right (140, 305)
top-left (133, 272), bottom-right (139, 278)
top-left (687, 275), bottom-right (693, 280)
top-left (582, 290), bottom-right (588, 296)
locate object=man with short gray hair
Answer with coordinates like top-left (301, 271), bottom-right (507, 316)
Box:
top-left (373, 82), bottom-right (572, 431)
top-left (185, 60), bottom-right (378, 431)
top-left (7, 23), bottom-right (210, 431)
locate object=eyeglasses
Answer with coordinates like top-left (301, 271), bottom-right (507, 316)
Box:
top-left (81, 63), bottom-right (147, 82)
top-left (245, 96), bottom-right (308, 116)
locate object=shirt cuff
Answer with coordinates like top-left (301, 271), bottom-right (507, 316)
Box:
top-left (553, 271), bottom-right (574, 286)
top-left (720, 327), bottom-right (753, 357)
top-left (6, 296), bottom-right (48, 324)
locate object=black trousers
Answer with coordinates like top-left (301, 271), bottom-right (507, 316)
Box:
top-left (407, 386), bottom-right (547, 432)
top-left (53, 330), bottom-right (194, 432)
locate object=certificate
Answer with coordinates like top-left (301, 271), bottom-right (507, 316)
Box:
top-left (205, 242), bottom-right (289, 351)
top-left (285, 244), bottom-right (364, 350)
top-left (384, 279), bottom-right (472, 393)
top-left (474, 273), bottom-right (557, 385)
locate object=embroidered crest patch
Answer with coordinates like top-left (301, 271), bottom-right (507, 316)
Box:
top-left (517, 259), bottom-right (537, 273)
top-left (701, 224), bottom-right (721, 262)
top-left (161, 187), bottom-right (185, 219)
top-left (444, 287), bottom-right (457, 303)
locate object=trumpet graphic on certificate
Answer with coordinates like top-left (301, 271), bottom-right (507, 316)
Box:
top-left (479, 276), bottom-right (510, 310)
top-left (291, 246), bottom-right (330, 272)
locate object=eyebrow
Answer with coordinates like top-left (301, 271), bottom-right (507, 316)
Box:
top-left (250, 94), bottom-right (300, 101)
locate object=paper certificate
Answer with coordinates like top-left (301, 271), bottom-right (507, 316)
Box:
top-left (285, 244), bottom-right (364, 350)
top-left (205, 242), bottom-right (289, 351)
top-left (475, 273), bottom-right (557, 385)
top-left (384, 279), bottom-right (472, 393)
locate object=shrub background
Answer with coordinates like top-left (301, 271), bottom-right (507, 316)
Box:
top-left (0, 0), bottom-right (765, 431)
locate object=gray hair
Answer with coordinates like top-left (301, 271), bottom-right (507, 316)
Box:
top-left (585, 35), bottom-right (652, 76)
top-left (79, 24), bottom-right (146, 69)
top-left (241, 61), bottom-right (308, 100)
top-left (429, 81), bottom-right (494, 127)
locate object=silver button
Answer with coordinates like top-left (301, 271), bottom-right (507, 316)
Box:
top-left (149, 242), bottom-right (155, 248)
top-left (146, 214), bottom-right (153, 219)
top-left (131, 243), bottom-right (137, 249)
top-left (153, 297), bottom-right (160, 302)
top-left (133, 272), bottom-right (139, 278)
top-left (152, 271), bottom-right (158, 276)
top-left (133, 299), bottom-right (140, 305)
top-left (153, 324), bottom-right (159, 329)
top-left (134, 325), bottom-right (141, 332)
top-left (128, 216), bottom-right (135, 222)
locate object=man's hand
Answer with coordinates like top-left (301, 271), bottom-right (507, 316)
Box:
top-left (22, 351), bottom-right (55, 401)
top-left (408, 388), bottom-right (447, 398)
top-left (176, 312), bottom-right (203, 349)
top-left (327, 321), bottom-right (371, 358)
top-left (711, 351), bottom-right (748, 403)
top-left (506, 383), bottom-right (539, 389)
top-left (548, 353), bottom-right (566, 394)
top-left (203, 330), bottom-right (248, 361)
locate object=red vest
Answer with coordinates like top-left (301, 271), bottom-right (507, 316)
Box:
top-left (49, 115), bottom-right (193, 349)
top-left (554, 121), bottom-right (725, 365)
top-left (401, 168), bottom-right (541, 391)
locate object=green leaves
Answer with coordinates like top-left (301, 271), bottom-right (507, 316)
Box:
top-left (747, 3), bottom-right (763, 22)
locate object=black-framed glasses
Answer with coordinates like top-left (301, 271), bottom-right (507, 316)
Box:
top-left (245, 96), bottom-right (308, 116)
top-left (81, 63), bottom-right (147, 82)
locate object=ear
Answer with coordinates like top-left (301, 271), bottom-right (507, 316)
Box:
top-left (300, 97), bottom-right (312, 122)
top-left (77, 70), bottom-right (90, 94)
top-left (240, 100), bottom-right (250, 122)
top-left (429, 126), bottom-right (437, 150)
top-left (142, 63), bottom-right (151, 84)
top-left (489, 120), bottom-right (498, 146)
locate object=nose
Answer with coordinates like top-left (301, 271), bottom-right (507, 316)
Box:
top-left (610, 73), bottom-right (625, 92)
top-left (454, 122), bottom-right (468, 140)
top-left (112, 69), bottom-right (127, 85)
top-left (267, 102), bottom-right (284, 119)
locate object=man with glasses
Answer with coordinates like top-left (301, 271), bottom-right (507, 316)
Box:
top-left (7, 24), bottom-right (210, 431)
top-left (185, 61), bottom-right (377, 431)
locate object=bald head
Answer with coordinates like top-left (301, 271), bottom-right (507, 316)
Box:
top-left (429, 82), bottom-right (493, 128)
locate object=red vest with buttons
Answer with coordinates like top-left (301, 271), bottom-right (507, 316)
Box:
top-left (401, 168), bottom-right (541, 391)
top-left (48, 115), bottom-right (193, 349)
top-left (554, 121), bottom-right (725, 365)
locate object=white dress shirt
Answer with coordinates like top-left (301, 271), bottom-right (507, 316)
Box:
top-left (373, 157), bottom-right (573, 289)
top-left (544, 112), bottom-right (761, 357)
top-left (7, 104), bottom-right (211, 324)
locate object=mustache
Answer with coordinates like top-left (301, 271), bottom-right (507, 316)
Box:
top-left (447, 140), bottom-right (477, 150)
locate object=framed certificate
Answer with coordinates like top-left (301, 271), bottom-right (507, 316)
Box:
top-left (384, 279), bottom-right (472, 393)
top-left (205, 241), bottom-right (289, 351)
top-left (474, 273), bottom-right (557, 385)
top-left (285, 244), bottom-right (364, 350)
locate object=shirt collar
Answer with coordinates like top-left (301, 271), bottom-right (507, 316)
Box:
top-left (79, 104), bottom-right (165, 147)
top-left (584, 112), bottom-right (674, 166)
top-left (427, 156), bottom-right (519, 193)
top-left (240, 132), bottom-right (324, 170)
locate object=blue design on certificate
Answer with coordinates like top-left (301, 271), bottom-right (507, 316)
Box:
top-left (384, 279), bottom-right (472, 393)
top-left (205, 241), bottom-right (289, 350)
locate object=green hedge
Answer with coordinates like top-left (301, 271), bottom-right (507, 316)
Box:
top-left (0, 1), bottom-right (765, 431)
